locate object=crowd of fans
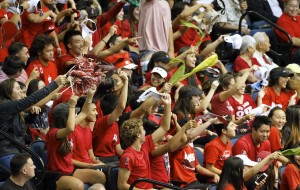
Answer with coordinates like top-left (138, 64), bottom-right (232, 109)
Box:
top-left (0, 0), bottom-right (300, 189)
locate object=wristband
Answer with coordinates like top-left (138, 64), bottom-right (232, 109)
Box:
top-left (102, 40), bottom-right (107, 44)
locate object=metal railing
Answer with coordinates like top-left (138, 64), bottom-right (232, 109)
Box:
top-left (129, 178), bottom-right (187, 190)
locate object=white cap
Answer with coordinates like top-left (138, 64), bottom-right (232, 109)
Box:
top-left (123, 61), bottom-right (138, 69)
top-left (151, 67), bottom-right (167, 78)
top-left (235, 154), bottom-right (258, 167)
top-left (224, 34), bottom-right (243, 50)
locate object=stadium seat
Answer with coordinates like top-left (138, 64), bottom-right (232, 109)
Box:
top-left (0, 154), bottom-right (15, 170)
top-left (107, 167), bottom-right (119, 190)
top-left (194, 147), bottom-right (204, 166)
top-left (230, 136), bottom-right (240, 146)
top-left (30, 140), bottom-right (47, 169)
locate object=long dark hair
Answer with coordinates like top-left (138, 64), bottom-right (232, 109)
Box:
top-left (128, 5), bottom-right (138, 38)
top-left (283, 105), bottom-right (300, 149)
top-left (217, 156), bottom-right (244, 190)
top-left (0, 78), bottom-right (16, 103)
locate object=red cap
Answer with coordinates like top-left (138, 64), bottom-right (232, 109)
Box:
top-left (257, 151), bottom-right (272, 172)
top-left (105, 52), bottom-right (137, 69)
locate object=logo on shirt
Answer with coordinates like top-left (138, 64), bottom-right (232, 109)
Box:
top-left (113, 134), bottom-right (118, 142)
top-left (182, 151), bottom-right (196, 170)
top-left (124, 157), bottom-right (129, 166)
top-left (219, 150), bottom-right (231, 160)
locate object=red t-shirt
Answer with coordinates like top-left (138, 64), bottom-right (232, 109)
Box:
top-left (232, 133), bottom-right (271, 161)
top-left (262, 87), bottom-right (296, 110)
top-left (233, 56), bottom-right (261, 73)
top-left (280, 163), bottom-right (300, 190)
top-left (169, 144), bottom-right (199, 187)
top-left (46, 128), bottom-right (74, 174)
top-left (26, 59), bottom-right (58, 85)
top-left (276, 13), bottom-right (300, 43)
top-left (150, 153), bottom-right (170, 183)
top-left (211, 93), bottom-right (233, 116)
top-left (57, 53), bottom-right (75, 75)
top-left (174, 27), bottom-right (200, 53)
top-left (93, 115), bottom-right (120, 158)
top-left (72, 125), bottom-right (93, 163)
top-left (222, 183), bottom-right (247, 190)
top-left (228, 94), bottom-right (257, 120)
top-left (268, 126), bottom-right (282, 152)
top-left (18, 6), bottom-right (52, 48)
top-left (119, 135), bottom-right (155, 189)
top-left (204, 137), bottom-right (232, 171)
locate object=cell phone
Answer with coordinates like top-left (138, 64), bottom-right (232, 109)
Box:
top-left (255, 173), bottom-right (268, 185)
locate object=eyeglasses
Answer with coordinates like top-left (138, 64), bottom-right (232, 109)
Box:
top-left (288, 4), bottom-right (299, 9)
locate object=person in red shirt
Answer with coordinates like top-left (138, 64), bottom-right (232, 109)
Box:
top-left (118, 94), bottom-right (171, 190)
top-left (267, 107), bottom-right (286, 152)
top-left (26, 35), bottom-right (58, 85)
top-left (47, 95), bottom-right (106, 189)
top-left (233, 35), bottom-right (261, 83)
top-left (93, 70), bottom-right (128, 163)
top-left (204, 117), bottom-right (237, 176)
top-left (281, 143), bottom-right (300, 190)
top-left (232, 116), bottom-right (272, 161)
top-left (211, 69), bottom-right (252, 116)
top-left (262, 67), bottom-right (296, 110)
top-left (228, 74), bottom-right (256, 125)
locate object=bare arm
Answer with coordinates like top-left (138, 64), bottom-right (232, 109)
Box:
top-left (107, 71), bottom-right (128, 126)
top-left (56, 95), bottom-right (79, 139)
top-left (27, 11), bottom-right (54, 23)
top-left (197, 80), bottom-right (219, 112)
top-left (118, 168), bottom-right (143, 190)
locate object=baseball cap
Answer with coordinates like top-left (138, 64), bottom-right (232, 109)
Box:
top-left (43, 20), bottom-right (55, 34)
top-left (178, 86), bottom-right (203, 99)
top-left (27, 0), bottom-right (40, 13)
top-left (52, 103), bottom-right (80, 120)
top-left (105, 52), bottom-right (137, 70)
top-left (286, 63), bottom-right (300, 74)
top-left (151, 51), bottom-right (170, 64)
top-left (269, 67), bottom-right (294, 80)
top-left (151, 67), bottom-right (168, 78)
top-left (115, 58), bottom-right (137, 70)
top-left (256, 151), bottom-right (272, 172)
top-left (235, 154), bottom-right (258, 167)
top-left (224, 34), bottom-right (242, 50)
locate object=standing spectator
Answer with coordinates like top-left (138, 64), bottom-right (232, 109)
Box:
top-left (0, 153), bottom-right (36, 190)
top-left (138, 0), bottom-right (174, 64)
top-left (26, 35), bottom-right (58, 85)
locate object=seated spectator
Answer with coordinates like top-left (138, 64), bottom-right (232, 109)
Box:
top-left (117, 94), bottom-right (171, 190)
top-left (233, 35), bottom-right (261, 83)
top-left (262, 67), bottom-right (296, 110)
top-left (247, 0), bottom-right (280, 25)
top-left (253, 32), bottom-right (278, 71)
top-left (204, 116), bottom-right (237, 176)
top-left (267, 107), bottom-right (286, 152)
top-left (93, 70), bottom-right (128, 164)
top-left (0, 153), bottom-right (36, 190)
top-left (26, 35), bottom-right (58, 85)
top-left (233, 115), bottom-right (271, 161)
top-left (0, 75), bottom-right (65, 162)
top-left (276, 0), bottom-right (300, 63)
top-left (282, 105), bottom-right (300, 149)
top-left (140, 67), bottom-right (170, 92)
top-left (280, 143), bottom-right (300, 190)
top-left (7, 42), bottom-right (36, 86)
top-left (286, 63), bottom-right (300, 95)
top-left (233, 116), bottom-right (288, 164)
top-left (169, 118), bottom-right (220, 188)
top-left (0, 55), bottom-right (26, 84)
top-left (47, 97), bottom-right (106, 189)
top-left (228, 73), bottom-right (256, 127)
top-left (211, 69), bottom-right (252, 116)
